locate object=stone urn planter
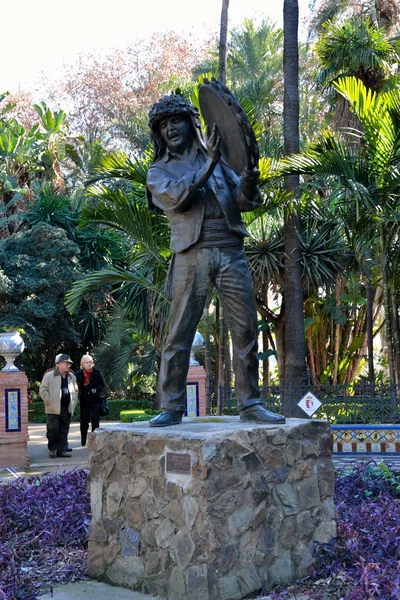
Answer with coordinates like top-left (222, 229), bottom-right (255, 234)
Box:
top-left (0, 332), bottom-right (25, 372)
top-left (189, 331), bottom-right (204, 366)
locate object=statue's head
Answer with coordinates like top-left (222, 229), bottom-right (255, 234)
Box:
top-left (149, 94), bottom-right (200, 129)
top-left (146, 94), bottom-right (206, 213)
top-left (148, 94), bottom-right (205, 161)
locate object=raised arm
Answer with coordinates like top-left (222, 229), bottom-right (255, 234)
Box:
top-left (188, 124), bottom-right (221, 193)
top-left (147, 125), bottom-right (222, 213)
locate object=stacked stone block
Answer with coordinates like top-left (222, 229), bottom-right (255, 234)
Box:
top-left (88, 417), bottom-right (336, 599)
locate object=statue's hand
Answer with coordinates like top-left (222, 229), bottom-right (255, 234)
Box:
top-left (206, 124), bottom-right (221, 164)
top-left (191, 124), bottom-right (221, 191)
top-left (241, 167), bottom-right (260, 199)
top-left (241, 167), bottom-right (260, 183)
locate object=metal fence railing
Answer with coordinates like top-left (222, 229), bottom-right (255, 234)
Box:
top-left (207, 379), bottom-right (400, 424)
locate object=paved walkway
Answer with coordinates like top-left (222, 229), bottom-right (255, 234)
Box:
top-left (38, 580), bottom-right (164, 599)
top-left (0, 421), bottom-right (117, 481)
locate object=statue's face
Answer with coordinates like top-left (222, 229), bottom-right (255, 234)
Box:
top-left (159, 115), bottom-right (191, 154)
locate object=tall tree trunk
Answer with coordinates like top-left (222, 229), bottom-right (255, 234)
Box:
top-left (262, 327), bottom-right (270, 390)
top-left (215, 0), bottom-right (229, 413)
top-left (304, 299), bottom-right (316, 381)
top-left (390, 288), bottom-right (400, 386)
top-left (283, 0), bottom-right (306, 416)
top-left (274, 314), bottom-right (286, 410)
top-left (219, 0), bottom-right (230, 85)
top-left (203, 301), bottom-right (212, 413)
top-left (366, 276), bottom-right (375, 391)
top-left (381, 244), bottom-right (396, 392)
top-left (332, 275), bottom-right (342, 385)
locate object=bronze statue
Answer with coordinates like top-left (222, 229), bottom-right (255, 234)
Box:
top-left (146, 93), bottom-right (285, 427)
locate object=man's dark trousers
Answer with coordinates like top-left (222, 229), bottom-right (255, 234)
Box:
top-left (46, 405), bottom-right (71, 452)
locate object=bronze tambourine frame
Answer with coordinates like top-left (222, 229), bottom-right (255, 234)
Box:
top-left (198, 77), bottom-right (259, 175)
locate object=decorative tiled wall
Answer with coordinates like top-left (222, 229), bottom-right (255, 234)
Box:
top-left (5, 388), bottom-right (21, 432)
top-left (332, 424), bottom-right (400, 455)
top-left (186, 382), bottom-right (200, 417)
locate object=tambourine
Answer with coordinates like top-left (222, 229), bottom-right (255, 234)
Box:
top-left (198, 77), bottom-right (259, 174)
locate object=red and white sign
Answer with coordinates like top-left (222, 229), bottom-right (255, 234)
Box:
top-left (298, 392), bottom-right (322, 417)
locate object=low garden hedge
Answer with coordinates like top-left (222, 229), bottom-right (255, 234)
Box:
top-left (28, 400), bottom-right (156, 423)
top-left (120, 409), bottom-right (161, 423)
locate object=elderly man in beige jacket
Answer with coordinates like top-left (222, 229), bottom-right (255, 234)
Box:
top-left (39, 354), bottom-right (79, 458)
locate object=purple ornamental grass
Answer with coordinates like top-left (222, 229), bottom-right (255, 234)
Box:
top-left (0, 468), bottom-right (90, 600)
top-left (312, 462), bottom-right (400, 599)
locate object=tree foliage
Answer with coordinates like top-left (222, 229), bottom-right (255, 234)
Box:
top-left (44, 32), bottom-right (214, 153)
top-left (0, 223), bottom-right (81, 379)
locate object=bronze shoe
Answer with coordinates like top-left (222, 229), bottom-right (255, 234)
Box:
top-left (149, 410), bottom-right (183, 427)
top-left (240, 405), bottom-right (285, 424)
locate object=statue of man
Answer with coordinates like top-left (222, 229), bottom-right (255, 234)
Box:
top-left (146, 94), bottom-right (285, 427)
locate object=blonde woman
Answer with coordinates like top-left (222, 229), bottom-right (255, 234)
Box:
top-left (75, 354), bottom-right (105, 446)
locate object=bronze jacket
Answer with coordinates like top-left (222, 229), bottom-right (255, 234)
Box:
top-left (146, 149), bottom-right (262, 253)
top-left (39, 368), bottom-right (78, 415)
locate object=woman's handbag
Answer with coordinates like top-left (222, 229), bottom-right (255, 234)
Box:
top-left (100, 394), bottom-right (109, 416)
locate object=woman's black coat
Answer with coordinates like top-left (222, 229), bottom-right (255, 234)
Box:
top-left (76, 368), bottom-right (105, 404)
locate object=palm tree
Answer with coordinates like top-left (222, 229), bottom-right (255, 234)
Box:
top-left (282, 0), bottom-right (307, 414)
top-left (0, 94), bottom-right (83, 237)
top-left (0, 93), bottom-right (43, 236)
top-left (309, 9), bottom-right (400, 386)
top-left (245, 186), bottom-right (348, 385)
top-left (281, 76), bottom-right (400, 393)
top-left (309, 0), bottom-right (400, 37)
top-left (92, 305), bottom-right (157, 395)
top-left (314, 14), bottom-right (400, 131)
top-left (218, 0), bottom-right (230, 84)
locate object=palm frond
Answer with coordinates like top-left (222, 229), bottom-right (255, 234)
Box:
top-left (315, 15), bottom-right (395, 88)
top-left (65, 266), bottom-right (166, 315)
top-left (334, 77), bottom-right (400, 186)
top-left (82, 186), bottom-right (171, 260)
top-left (86, 150), bottom-right (151, 186)
top-left (300, 220), bottom-right (346, 292)
top-left (92, 306), bottom-right (149, 390)
top-left (245, 228), bottom-right (285, 289)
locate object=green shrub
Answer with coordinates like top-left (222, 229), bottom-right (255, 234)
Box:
top-left (28, 399), bottom-right (156, 423)
top-left (27, 402), bottom-right (47, 423)
top-left (120, 409), bottom-right (161, 423)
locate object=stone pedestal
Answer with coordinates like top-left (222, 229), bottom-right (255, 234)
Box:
top-left (187, 365), bottom-right (207, 416)
top-left (88, 417), bottom-right (336, 600)
top-left (0, 370), bottom-right (30, 468)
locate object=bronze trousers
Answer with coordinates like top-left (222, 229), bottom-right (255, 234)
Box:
top-left (158, 244), bottom-right (262, 413)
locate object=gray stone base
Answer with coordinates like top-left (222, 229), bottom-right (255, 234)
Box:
top-left (88, 417), bottom-right (336, 599)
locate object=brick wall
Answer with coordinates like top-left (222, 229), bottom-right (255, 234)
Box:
top-left (0, 371), bottom-right (30, 468)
